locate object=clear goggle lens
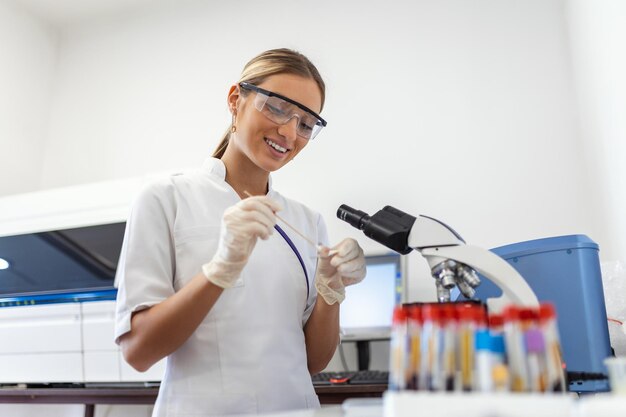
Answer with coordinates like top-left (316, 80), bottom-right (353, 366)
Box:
top-left (253, 93), bottom-right (324, 140)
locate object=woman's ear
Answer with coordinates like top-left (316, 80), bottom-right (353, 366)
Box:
top-left (227, 84), bottom-right (240, 116)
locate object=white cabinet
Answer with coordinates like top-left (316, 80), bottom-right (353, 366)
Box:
top-left (0, 300), bottom-right (165, 384)
top-left (81, 301), bottom-right (120, 382)
top-left (84, 351), bottom-right (120, 382)
top-left (0, 304), bottom-right (83, 383)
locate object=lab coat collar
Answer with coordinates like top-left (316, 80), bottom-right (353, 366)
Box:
top-left (202, 157), bottom-right (274, 194)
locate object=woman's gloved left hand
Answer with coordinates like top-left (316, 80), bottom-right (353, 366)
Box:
top-left (315, 238), bottom-right (366, 305)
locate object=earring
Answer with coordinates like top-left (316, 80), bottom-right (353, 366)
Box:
top-left (231, 115), bottom-right (237, 133)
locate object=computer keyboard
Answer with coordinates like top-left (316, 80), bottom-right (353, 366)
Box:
top-left (311, 370), bottom-right (389, 386)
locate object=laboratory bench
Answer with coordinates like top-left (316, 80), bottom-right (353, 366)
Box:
top-left (3, 385), bottom-right (626, 417)
top-left (0, 383), bottom-right (386, 417)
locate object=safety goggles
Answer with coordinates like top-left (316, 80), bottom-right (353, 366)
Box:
top-left (239, 82), bottom-right (327, 140)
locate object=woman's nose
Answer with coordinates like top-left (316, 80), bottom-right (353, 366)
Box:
top-left (277, 115), bottom-right (299, 141)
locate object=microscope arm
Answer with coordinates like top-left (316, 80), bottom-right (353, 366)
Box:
top-left (406, 214), bottom-right (465, 249)
top-left (420, 245), bottom-right (539, 313)
top-left (401, 211), bottom-right (540, 312)
top-left (407, 215), bottom-right (538, 312)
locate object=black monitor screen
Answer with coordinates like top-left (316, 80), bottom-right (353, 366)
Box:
top-left (0, 222), bottom-right (126, 300)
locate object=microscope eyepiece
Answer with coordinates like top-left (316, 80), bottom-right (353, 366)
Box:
top-left (337, 205), bottom-right (370, 230)
top-left (337, 203), bottom-right (416, 255)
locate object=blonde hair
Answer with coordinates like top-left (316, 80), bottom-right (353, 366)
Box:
top-left (212, 48), bottom-right (326, 159)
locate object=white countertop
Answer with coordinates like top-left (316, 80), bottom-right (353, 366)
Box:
top-left (238, 399), bottom-right (383, 417)
top-left (233, 393), bottom-right (626, 417)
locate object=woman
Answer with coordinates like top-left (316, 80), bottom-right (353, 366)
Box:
top-left (114, 48), bottom-right (367, 416)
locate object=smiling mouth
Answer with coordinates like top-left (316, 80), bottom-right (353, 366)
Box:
top-left (265, 138), bottom-right (289, 153)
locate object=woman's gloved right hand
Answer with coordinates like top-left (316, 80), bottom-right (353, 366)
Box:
top-left (315, 238), bottom-right (366, 305)
top-left (202, 196), bottom-right (282, 288)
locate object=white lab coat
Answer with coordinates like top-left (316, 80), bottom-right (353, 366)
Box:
top-left (115, 158), bottom-right (327, 416)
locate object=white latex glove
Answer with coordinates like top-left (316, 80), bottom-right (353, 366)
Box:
top-left (315, 238), bottom-right (366, 305)
top-left (202, 196), bottom-right (282, 288)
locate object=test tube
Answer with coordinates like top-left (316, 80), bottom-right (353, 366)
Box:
top-left (538, 303), bottom-right (567, 392)
top-left (519, 307), bottom-right (541, 391)
top-left (419, 304), bottom-right (441, 391)
top-left (456, 304), bottom-right (477, 392)
top-left (407, 305), bottom-right (422, 390)
top-left (488, 315), bottom-right (506, 365)
top-left (503, 306), bottom-right (529, 392)
top-left (439, 304), bottom-right (457, 391)
top-left (475, 329), bottom-right (494, 392)
top-left (389, 306), bottom-right (408, 391)
top-left (525, 329), bottom-right (548, 392)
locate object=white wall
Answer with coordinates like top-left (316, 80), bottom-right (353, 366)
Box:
top-left (39, 0), bottom-right (597, 297)
top-left (567, 0), bottom-right (626, 262)
top-left (0, 0), bottom-right (56, 195)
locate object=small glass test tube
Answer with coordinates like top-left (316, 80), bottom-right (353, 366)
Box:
top-left (474, 329), bottom-right (494, 392)
top-left (487, 313), bottom-right (509, 390)
top-left (389, 306), bottom-right (408, 391)
top-left (503, 306), bottom-right (529, 392)
top-left (538, 303), bottom-right (567, 392)
top-left (439, 304), bottom-right (457, 391)
top-left (525, 328), bottom-right (548, 392)
top-left (420, 304), bottom-right (441, 391)
top-left (407, 305), bottom-right (422, 390)
top-left (456, 304), bottom-right (478, 392)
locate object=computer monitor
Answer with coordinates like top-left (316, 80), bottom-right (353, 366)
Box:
top-left (339, 253), bottom-right (403, 342)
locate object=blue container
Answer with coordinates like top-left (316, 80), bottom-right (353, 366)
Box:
top-left (469, 235), bottom-right (612, 393)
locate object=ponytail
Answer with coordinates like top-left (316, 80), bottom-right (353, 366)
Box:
top-left (212, 128), bottom-right (231, 159)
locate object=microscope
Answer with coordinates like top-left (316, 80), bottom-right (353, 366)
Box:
top-left (337, 204), bottom-right (538, 312)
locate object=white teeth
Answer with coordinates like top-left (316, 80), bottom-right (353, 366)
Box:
top-left (265, 139), bottom-right (287, 153)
